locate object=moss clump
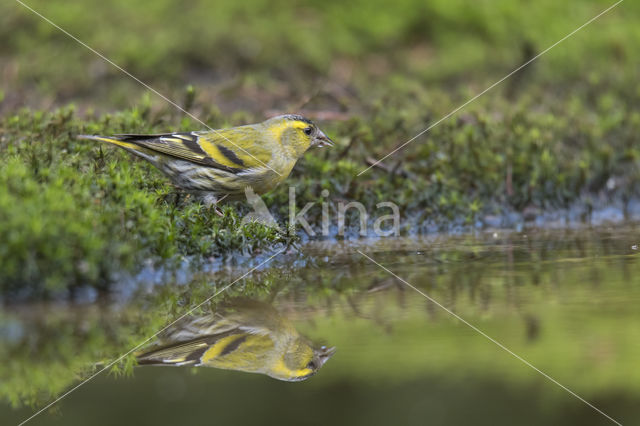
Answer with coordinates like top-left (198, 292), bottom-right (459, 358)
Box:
top-left (267, 87), bottom-right (640, 231)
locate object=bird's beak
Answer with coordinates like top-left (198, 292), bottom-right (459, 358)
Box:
top-left (317, 346), bottom-right (337, 366)
top-left (314, 130), bottom-right (333, 148)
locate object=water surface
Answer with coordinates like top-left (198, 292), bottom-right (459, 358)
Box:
top-left (2, 226), bottom-right (639, 425)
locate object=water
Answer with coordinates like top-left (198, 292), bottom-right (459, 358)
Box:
top-left (1, 226), bottom-right (639, 425)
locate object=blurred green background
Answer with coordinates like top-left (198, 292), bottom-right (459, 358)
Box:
top-left (2, 0), bottom-right (638, 111)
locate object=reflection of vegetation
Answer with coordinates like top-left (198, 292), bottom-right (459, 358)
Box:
top-left (137, 299), bottom-right (335, 381)
top-left (2, 230), bottom-right (639, 410)
top-left (1, 1), bottom-right (640, 293)
top-left (0, 306), bottom-right (157, 408)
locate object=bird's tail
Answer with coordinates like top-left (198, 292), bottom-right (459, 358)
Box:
top-left (77, 134), bottom-right (141, 150)
top-left (135, 338), bottom-right (214, 367)
top-left (77, 134), bottom-right (158, 163)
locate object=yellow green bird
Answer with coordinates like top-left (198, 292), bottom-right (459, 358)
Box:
top-left (79, 114), bottom-right (333, 204)
top-left (136, 299), bottom-right (336, 381)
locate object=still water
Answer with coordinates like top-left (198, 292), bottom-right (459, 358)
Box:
top-left (1, 226), bottom-right (639, 425)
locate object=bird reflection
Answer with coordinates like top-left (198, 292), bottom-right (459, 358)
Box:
top-left (136, 299), bottom-right (335, 382)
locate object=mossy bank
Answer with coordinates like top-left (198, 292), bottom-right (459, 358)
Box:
top-left (1, 0), bottom-right (639, 297)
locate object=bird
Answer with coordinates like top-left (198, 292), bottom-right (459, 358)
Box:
top-left (78, 114), bottom-right (333, 205)
top-left (136, 299), bottom-right (336, 381)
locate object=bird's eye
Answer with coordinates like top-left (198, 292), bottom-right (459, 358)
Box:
top-left (306, 361), bottom-right (316, 370)
top-left (303, 127), bottom-right (313, 136)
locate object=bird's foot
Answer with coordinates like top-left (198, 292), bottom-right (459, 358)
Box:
top-left (198, 193), bottom-right (230, 217)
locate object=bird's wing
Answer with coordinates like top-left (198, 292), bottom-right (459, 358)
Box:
top-left (136, 338), bottom-right (211, 366)
top-left (105, 126), bottom-right (274, 173)
top-left (194, 125), bottom-right (274, 172)
top-left (136, 329), bottom-right (245, 366)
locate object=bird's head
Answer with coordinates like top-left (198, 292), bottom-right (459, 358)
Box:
top-left (269, 338), bottom-right (336, 382)
top-left (266, 114), bottom-right (333, 158)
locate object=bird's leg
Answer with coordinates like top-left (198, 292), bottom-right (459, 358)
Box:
top-left (212, 194), bottom-right (230, 216)
top-left (199, 192), bottom-right (225, 216)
